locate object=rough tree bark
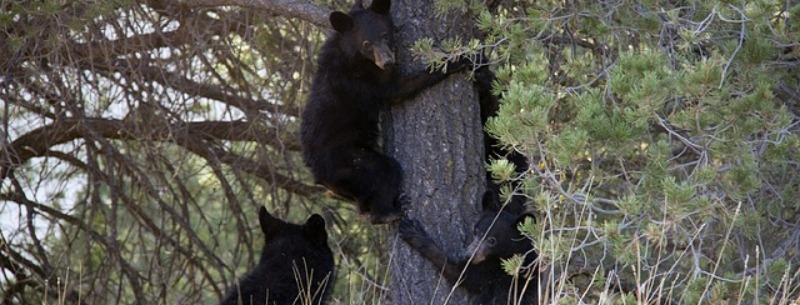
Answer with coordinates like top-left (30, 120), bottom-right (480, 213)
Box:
top-left (387, 1), bottom-right (484, 304)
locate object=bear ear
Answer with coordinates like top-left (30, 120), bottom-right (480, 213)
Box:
top-left (304, 214), bottom-right (328, 244)
top-left (369, 0), bottom-right (391, 15)
top-left (259, 206), bottom-right (283, 237)
top-left (329, 11), bottom-right (353, 33)
top-left (481, 190), bottom-right (502, 212)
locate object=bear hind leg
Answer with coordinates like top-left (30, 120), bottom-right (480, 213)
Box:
top-left (351, 150), bottom-right (404, 224)
top-left (321, 149), bottom-right (403, 224)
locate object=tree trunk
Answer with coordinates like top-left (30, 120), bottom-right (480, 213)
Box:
top-left (387, 2), bottom-right (484, 304)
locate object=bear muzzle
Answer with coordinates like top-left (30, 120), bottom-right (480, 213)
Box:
top-left (372, 45), bottom-right (395, 70)
top-left (464, 236), bottom-right (489, 264)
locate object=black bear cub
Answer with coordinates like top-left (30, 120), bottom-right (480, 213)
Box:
top-left (219, 207), bottom-right (334, 305)
top-left (301, 0), bottom-right (469, 224)
top-left (474, 65), bottom-right (529, 209)
top-left (399, 192), bottom-right (538, 305)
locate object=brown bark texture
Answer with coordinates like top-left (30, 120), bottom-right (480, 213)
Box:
top-left (386, 1), bottom-right (484, 304)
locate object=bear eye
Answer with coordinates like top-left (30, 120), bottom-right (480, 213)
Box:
top-left (362, 41), bottom-right (372, 50)
top-left (486, 237), bottom-right (496, 246)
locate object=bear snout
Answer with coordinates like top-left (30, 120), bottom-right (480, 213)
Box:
top-left (372, 45), bottom-right (395, 70)
top-left (464, 237), bottom-right (489, 264)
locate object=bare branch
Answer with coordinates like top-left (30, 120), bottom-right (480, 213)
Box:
top-left (0, 118), bottom-right (301, 179)
top-left (179, 0), bottom-right (332, 29)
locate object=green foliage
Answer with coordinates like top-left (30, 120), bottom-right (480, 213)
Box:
top-left (500, 254), bottom-right (524, 276)
top-left (426, 0), bottom-right (800, 303)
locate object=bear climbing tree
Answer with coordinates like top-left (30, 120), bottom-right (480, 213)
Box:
top-left (399, 191), bottom-right (538, 305)
top-left (301, 0), bottom-right (470, 224)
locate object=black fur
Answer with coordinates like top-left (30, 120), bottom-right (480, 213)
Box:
top-left (219, 207), bottom-right (334, 305)
top-left (399, 192), bottom-right (538, 305)
top-left (301, 0), bottom-right (469, 224)
top-left (475, 65), bottom-right (530, 212)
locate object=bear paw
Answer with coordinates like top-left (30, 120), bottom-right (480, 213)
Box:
top-left (398, 218), bottom-right (429, 241)
top-left (369, 207), bottom-right (403, 225)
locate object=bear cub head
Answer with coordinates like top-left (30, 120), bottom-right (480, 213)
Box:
top-left (257, 206), bottom-right (330, 257)
top-left (463, 191), bottom-right (536, 264)
top-left (219, 207), bottom-right (334, 305)
top-left (329, 0), bottom-right (395, 71)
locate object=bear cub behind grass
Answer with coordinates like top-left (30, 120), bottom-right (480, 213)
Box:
top-left (301, 0), bottom-right (469, 224)
top-left (219, 207), bottom-right (334, 305)
top-left (399, 191), bottom-right (538, 305)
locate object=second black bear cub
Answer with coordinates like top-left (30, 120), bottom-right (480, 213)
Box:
top-left (399, 192), bottom-right (538, 305)
top-left (475, 66), bottom-right (529, 210)
top-left (219, 207), bottom-right (334, 305)
top-left (301, 0), bottom-right (468, 224)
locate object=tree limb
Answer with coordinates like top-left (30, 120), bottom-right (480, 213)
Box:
top-left (179, 0), bottom-right (332, 29)
top-left (0, 118), bottom-right (301, 179)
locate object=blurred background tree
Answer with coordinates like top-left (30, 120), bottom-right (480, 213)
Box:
top-left (2, 0), bottom-right (799, 304)
top-left (0, 0), bottom-right (399, 304)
